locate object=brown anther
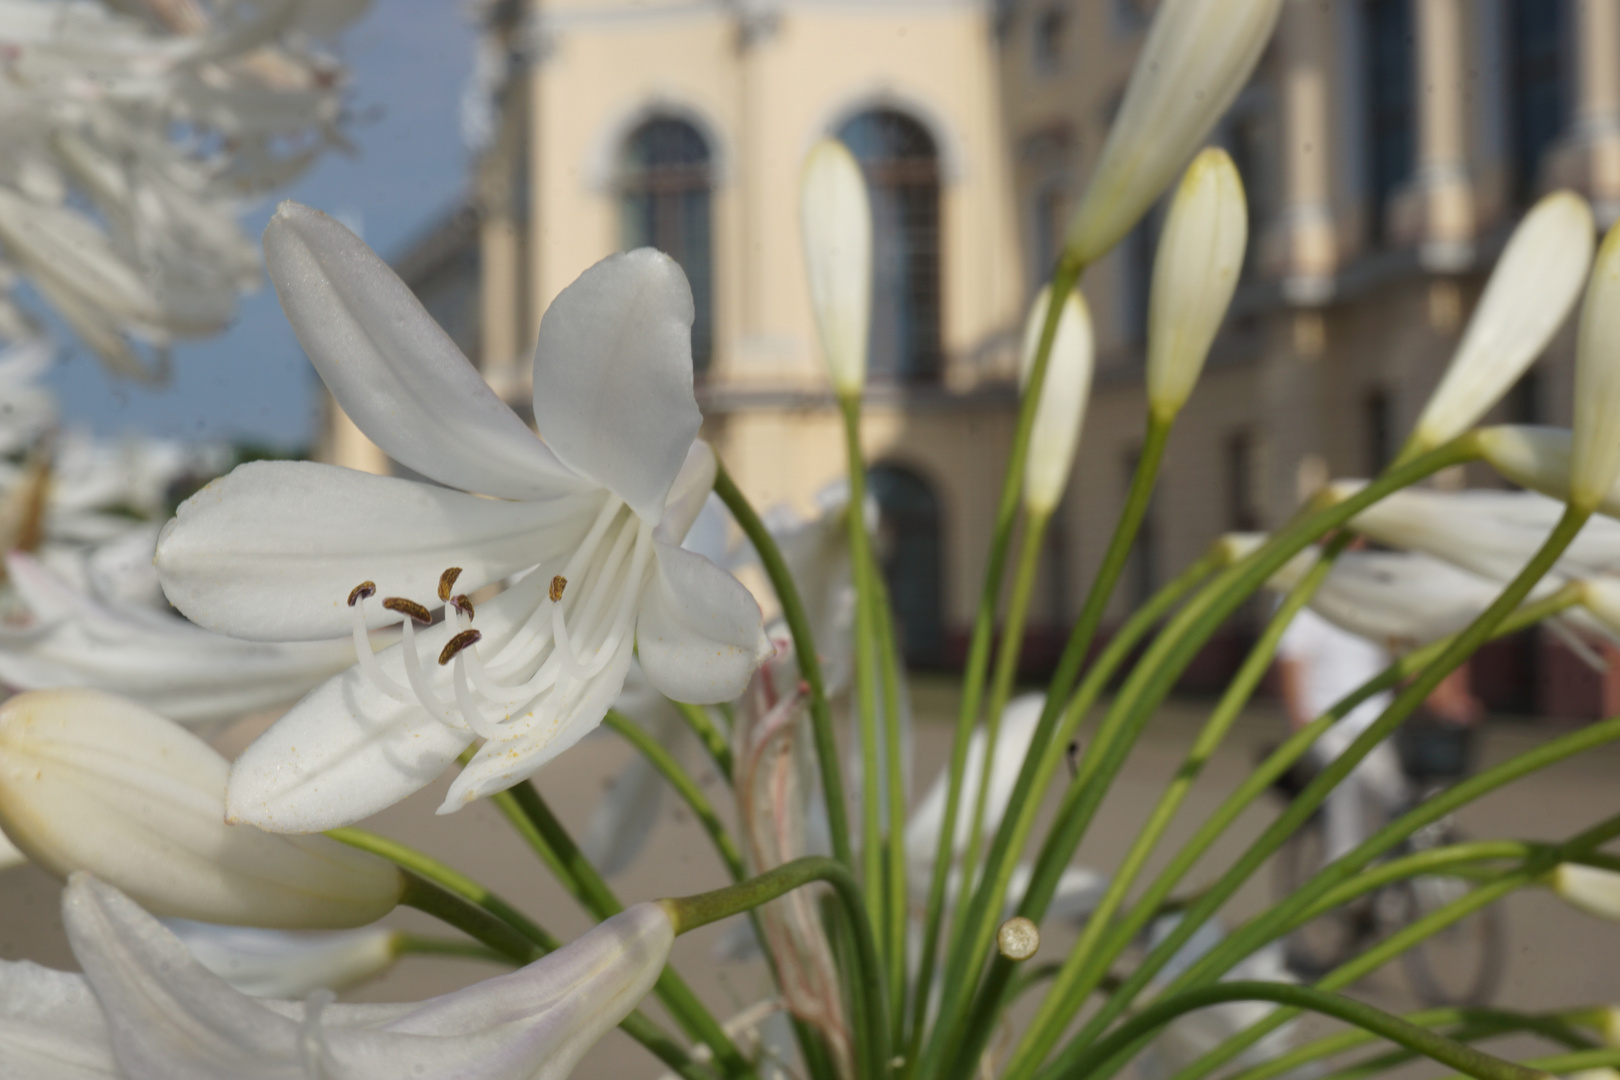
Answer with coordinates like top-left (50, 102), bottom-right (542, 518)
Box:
top-left (347, 581), bottom-right (376, 607)
top-left (438, 629), bottom-right (483, 666)
top-left (450, 594), bottom-right (475, 621)
top-left (549, 575), bottom-right (567, 602)
top-left (382, 597), bottom-right (433, 625)
top-left (437, 567), bottom-right (462, 602)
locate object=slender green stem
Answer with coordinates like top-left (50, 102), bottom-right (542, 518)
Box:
top-left (909, 255), bottom-right (1084, 1069)
top-left (1053, 982), bottom-right (1553, 1080)
top-left (604, 710), bottom-right (746, 880)
top-left (666, 857), bottom-right (892, 1080)
top-left (398, 874), bottom-right (546, 964)
top-left (867, 544), bottom-right (911, 1048)
top-left (714, 460), bottom-right (854, 870)
top-left (391, 932), bottom-right (512, 966)
top-left (673, 700), bottom-right (735, 784)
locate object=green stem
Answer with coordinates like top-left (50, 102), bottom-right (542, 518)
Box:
top-left (604, 710), bottom-right (746, 880)
top-left (715, 460), bottom-right (854, 871)
top-left (673, 700), bottom-right (735, 784)
top-left (398, 874), bottom-right (546, 964)
top-left (867, 544), bottom-right (911, 1048)
top-left (1053, 983), bottom-right (1553, 1080)
top-left (665, 857), bottom-right (892, 1080)
top-left (391, 932), bottom-right (514, 966)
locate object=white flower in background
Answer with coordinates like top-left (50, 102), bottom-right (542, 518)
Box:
top-left (1571, 219), bottom-right (1620, 511)
top-left (1065, 0), bottom-right (1283, 266)
top-left (801, 137), bottom-right (872, 397)
top-left (0, 688), bottom-right (404, 928)
top-left (1550, 863), bottom-right (1620, 922)
top-left (0, 553), bottom-right (355, 725)
top-left (0, 873), bottom-right (671, 1079)
top-left (1145, 148), bottom-right (1247, 422)
top-left (0, 822), bottom-right (21, 872)
top-left (164, 920), bottom-right (400, 998)
top-left (582, 661), bottom-right (693, 877)
top-left (1020, 286), bottom-right (1095, 513)
top-left (0, 341), bottom-right (56, 455)
top-left (155, 204), bottom-right (770, 831)
top-left (1409, 192), bottom-right (1595, 453)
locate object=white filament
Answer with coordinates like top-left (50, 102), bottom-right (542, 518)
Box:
top-left (298, 989), bottom-right (336, 1080)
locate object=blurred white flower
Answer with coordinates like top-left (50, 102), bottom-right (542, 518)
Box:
top-left (1020, 286), bottom-right (1095, 513)
top-left (0, 822), bottom-right (22, 872)
top-left (1265, 548), bottom-right (1504, 649)
top-left (1571, 219), bottom-right (1620, 510)
top-left (801, 137), bottom-right (873, 396)
top-left (1550, 863), bottom-right (1620, 922)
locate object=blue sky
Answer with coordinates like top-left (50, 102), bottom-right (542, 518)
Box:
top-left (42, 0), bottom-right (479, 450)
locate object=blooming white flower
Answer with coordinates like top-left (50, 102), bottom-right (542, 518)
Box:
top-left (1020, 286), bottom-right (1095, 513)
top-left (0, 872), bottom-right (672, 1079)
top-left (1145, 148), bottom-right (1247, 421)
top-left (1571, 219), bottom-right (1620, 510)
top-left (163, 920), bottom-right (400, 999)
top-left (1410, 192), bottom-right (1595, 453)
top-left (154, 203), bottom-right (771, 831)
top-left (801, 137), bottom-right (873, 396)
top-left (0, 688), bottom-right (404, 928)
top-left (1065, 0), bottom-right (1283, 266)
top-left (1550, 863), bottom-right (1620, 922)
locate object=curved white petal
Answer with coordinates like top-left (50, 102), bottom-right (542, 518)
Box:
top-left (264, 202), bottom-right (585, 500)
top-left (164, 921), bottom-right (398, 998)
top-left (0, 959), bottom-right (118, 1078)
top-left (1020, 286), bottom-right (1095, 512)
top-left (636, 541), bottom-right (773, 705)
top-left (654, 440), bottom-right (719, 545)
top-left (156, 460), bottom-right (602, 641)
top-left (531, 249), bottom-right (702, 523)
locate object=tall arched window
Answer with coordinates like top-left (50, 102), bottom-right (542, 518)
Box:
top-left (1364, 0), bottom-right (1414, 246)
top-left (1507, 0), bottom-right (1566, 205)
top-left (869, 463), bottom-right (944, 666)
top-left (838, 109), bottom-right (942, 383)
top-left (619, 118), bottom-right (714, 372)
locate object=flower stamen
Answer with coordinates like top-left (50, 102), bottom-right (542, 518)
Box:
top-left (382, 597), bottom-right (432, 625)
top-left (550, 575), bottom-right (567, 602)
top-left (347, 587), bottom-right (411, 703)
top-left (450, 594), bottom-right (475, 621)
top-left (439, 629), bottom-right (482, 666)
top-left (346, 581), bottom-right (375, 607)
top-left (438, 567), bottom-right (462, 602)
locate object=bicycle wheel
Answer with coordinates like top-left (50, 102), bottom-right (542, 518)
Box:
top-left (1275, 812), bottom-right (1363, 977)
top-left (1389, 828), bottom-right (1507, 1006)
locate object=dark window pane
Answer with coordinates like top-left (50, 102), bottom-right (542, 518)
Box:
top-left (1365, 0), bottom-right (1414, 245)
top-left (1508, 0), bottom-right (1566, 204)
top-left (869, 464), bottom-right (945, 666)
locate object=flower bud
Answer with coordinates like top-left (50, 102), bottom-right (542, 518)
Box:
top-left (1478, 424), bottom-right (1620, 521)
top-left (1020, 285), bottom-right (1095, 512)
top-left (1145, 148), bottom-right (1247, 421)
top-left (166, 920), bottom-right (399, 997)
top-left (1550, 863), bottom-right (1620, 922)
top-left (1411, 192), bottom-right (1595, 453)
top-left (1214, 532), bottom-right (1265, 567)
top-left (801, 138), bottom-right (872, 396)
top-left (1570, 219), bottom-right (1620, 510)
top-left (0, 689), bottom-right (403, 928)
top-left (1065, 0), bottom-right (1282, 266)
top-left (1580, 577), bottom-right (1620, 636)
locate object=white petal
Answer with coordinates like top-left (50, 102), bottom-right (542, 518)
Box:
top-left (1551, 863), bottom-right (1620, 921)
top-left (0, 822), bottom-right (24, 872)
top-left (636, 541), bottom-right (772, 705)
top-left (1572, 218), bottom-right (1620, 508)
top-left (1020, 286), bottom-right (1095, 512)
top-left (264, 202), bottom-right (585, 500)
top-left (800, 138), bottom-right (873, 395)
top-left (654, 440), bottom-right (719, 545)
top-left (0, 959), bottom-right (118, 1078)
top-left (164, 921), bottom-right (398, 998)
top-left (905, 694), bottom-right (1045, 864)
top-left (156, 459), bottom-right (601, 641)
top-left (531, 249), bottom-right (702, 523)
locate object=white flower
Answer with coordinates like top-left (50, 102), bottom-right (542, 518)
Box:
top-left (1550, 863), bottom-right (1620, 922)
top-left (0, 872), bottom-right (671, 1080)
top-left (155, 204), bottom-right (771, 831)
top-left (1571, 219), bottom-right (1620, 510)
top-left (801, 137), bottom-right (873, 396)
top-left (163, 921), bottom-right (399, 999)
top-left (1020, 286), bottom-right (1096, 513)
top-left (1265, 547), bottom-right (1504, 648)
top-left (0, 688), bottom-right (404, 928)
top-left (1145, 148), bottom-right (1247, 421)
top-left (0, 552), bottom-right (355, 725)
top-left (1410, 192), bottom-right (1595, 453)
top-left (0, 822), bottom-right (22, 873)
top-left (1065, 0), bottom-right (1283, 266)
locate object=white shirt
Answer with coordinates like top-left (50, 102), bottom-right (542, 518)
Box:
top-left (1275, 606), bottom-right (1394, 753)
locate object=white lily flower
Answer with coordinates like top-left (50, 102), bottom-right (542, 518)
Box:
top-left (1, 872), bottom-right (671, 1080)
top-left (1265, 548), bottom-right (1504, 648)
top-left (801, 137), bottom-right (873, 396)
top-left (163, 921), bottom-right (399, 998)
top-left (0, 689), bottom-right (404, 928)
top-left (1065, 0), bottom-right (1283, 265)
top-left (1478, 424), bottom-right (1620, 524)
top-left (907, 694), bottom-right (1046, 866)
top-left (1410, 192), bottom-right (1595, 453)
top-left (1020, 286), bottom-right (1095, 513)
top-left (1145, 148), bottom-right (1247, 421)
top-left (0, 553), bottom-right (356, 725)
top-left (1571, 219), bottom-right (1620, 510)
top-left (1550, 863), bottom-right (1620, 922)
top-left (154, 204), bottom-right (770, 830)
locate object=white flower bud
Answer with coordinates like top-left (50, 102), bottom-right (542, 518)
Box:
top-left (0, 822), bottom-right (22, 872)
top-left (1019, 286), bottom-right (1095, 512)
top-left (1145, 148), bottom-right (1247, 421)
top-left (1411, 192), bottom-right (1595, 452)
top-left (801, 138), bottom-right (872, 396)
top-left (0, 689), bottom-right (404, 928)
top-left (1551, 863), bottom-right (1620, 922)
top-left (1215, 532), bottom-right (1266, 567)
top-left (166, 920), bottom-right (399, 997)
top-left (1065, 0), bottom-right (1282, 266)
top-left (1480, 425), bottom-right (1620, 520)
top-left (1581, 577), bottom-right (1620, 636)
top-left (1571, 219), bottom-right (1620, 510)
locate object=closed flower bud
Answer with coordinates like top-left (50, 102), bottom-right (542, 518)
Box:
top-left (1145, 148), bottom-right (1247, 421)
top-left (1480, 425), bottom-right (1620, 520)
top-left (1020, 286), bottom-right (1095, 512)
top-left (1570, 219), bottom-right (1620, 511)
top-left (1411, 192), bottom-right (1595, 453)
top-left (801, 138), bottom-right (872, 396)
top-left (1065, 0), bottom-right (1282, 266)
top-left (0, 689), bottom-right (403, 928)
top-left (1550, 863), bottom-right (1620, 922)
top-left (165, 920), bottom-right (400, 998)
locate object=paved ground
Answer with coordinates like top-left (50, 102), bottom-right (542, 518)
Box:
top-left (3, 680), bottom-right (1617, 1078)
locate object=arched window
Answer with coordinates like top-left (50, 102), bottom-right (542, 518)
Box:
top-left (1507, 0), bottom-right (1566, 205)
top-left (869, 463), bottom-right (944, 666)
top-left (837, 110), bottom-right (942, 383)
top-left (619, 118), bottom-right (714, 372)
top-left (1363, 0), bottom-right (1415, 246)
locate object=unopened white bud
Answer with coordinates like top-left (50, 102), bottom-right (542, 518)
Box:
top-left (997, 916), bottom-right (1040, 961)
top-left (1146, 148), bottom-right (1247, 421)
top-left (166, 920), bottom-right (400, 997)
top-left (1411, 192), bottom-right (1595, 453)
top-left (1571, 219), bottom-right (1620, 510)
top-left (0, 689), bottom-right (404, 928)
top-left (801, 138), bottom-right (872, 396)
top-left (1479, 425), bottom-right (1620, 520)
top-left (1065, 0), bottom-right (1282, 266)
top-left (1020, 286), bottom-right (1095, 512)
top-left (1215, 532), bottom-right (1265, 567)
top-left (1550, 863), bottom-right (1620, 922)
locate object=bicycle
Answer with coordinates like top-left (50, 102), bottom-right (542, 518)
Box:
top-left (1266, 716), bottom-right (1508, 1006)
